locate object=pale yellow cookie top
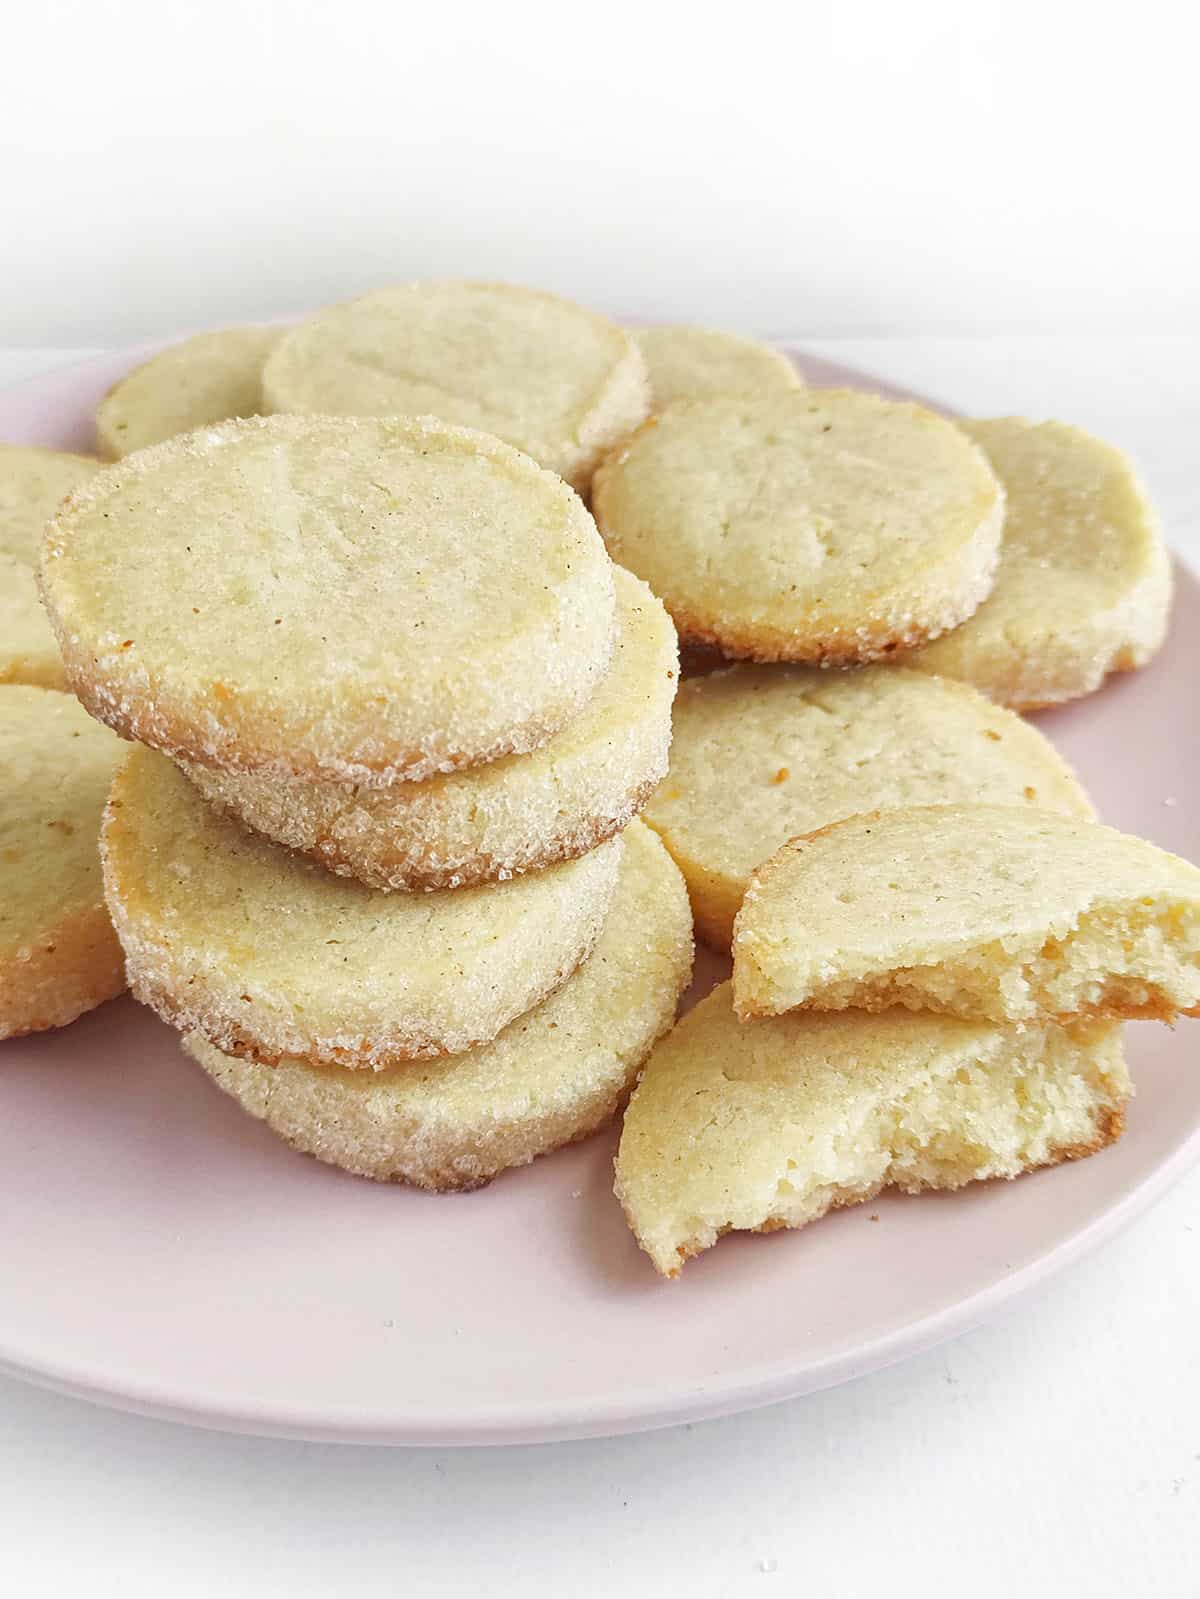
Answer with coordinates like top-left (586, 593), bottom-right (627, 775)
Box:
top-left (642, 664), bottom-right (1093, 947)
top-left (42, 413), bottom-right (616, 784)
top-left (263, 281), bottom-right (649, 488)
top-left (103, 748), bottom-right (624, 1067)
top-left (0, 443), bottom-right (98, 564)
top-left (95, 326), bottom-right (283, 459)
top-left (592, 389), bottom-right (1004, 662)
top-left (733, 804), bottom-right (1200, 1021)
top-left (634, 325), bottom-right (801, 409)
top-left (911, 418), bottom-right (1172, 706)
top-left (0, 685), bottom-right (125, 957)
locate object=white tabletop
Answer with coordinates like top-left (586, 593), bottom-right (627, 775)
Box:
top-left (2, 338), bottom-right (1198, 1599)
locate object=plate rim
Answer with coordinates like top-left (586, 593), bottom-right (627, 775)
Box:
top-left (2, 1107), bottom-right (1198, 1446)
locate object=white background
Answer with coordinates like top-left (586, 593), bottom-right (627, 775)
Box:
top-left (3, 3), bottom-right (1200, 1595)
top-left (2, 1), bottom-right (1198, 344)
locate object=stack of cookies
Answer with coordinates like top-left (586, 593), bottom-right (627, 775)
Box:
top-left (10, 276), bottom-right (1199, 1289)
top-left (39, 410), bottom-right (693, 1191)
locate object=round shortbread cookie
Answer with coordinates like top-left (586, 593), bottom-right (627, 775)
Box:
top-left (262, 282), bottom-right (650, 492)
top-left (908, 418), bottom-right (1172, 709)
top-left (41, 414), bottom-right (616, 785)
top-left (1, 444), bottom-right (99, 690)
top-left (642, 664), bottom-right (1094, 949)
top-left (633, 325), bottom-right (802, 410)
top-left (182, 568), bottom-right (678, 890)
top-left (95, 326), bottom-right (283, 459)
top-left (182, 822), bottom-right (694, 1191)
top-left (592, 389), bottom-right (1004, 664)
top-left (102, 748), bottom-right (624, 1068)
top-left (732, 805), bottom-right (1200, 1025)
top-left (1, 686), bottom-right (126, 1039)
top-left (615, 983), bottom-right (1128, 1276)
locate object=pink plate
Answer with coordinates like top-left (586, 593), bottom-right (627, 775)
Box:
top-left (1, 344), bottom-right (1198, 1446)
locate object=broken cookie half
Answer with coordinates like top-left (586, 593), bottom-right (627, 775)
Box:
top-left (614, 983), bottom-right (1128, 1278)
top-left (733, 805), bottom-right (1200, 1026)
